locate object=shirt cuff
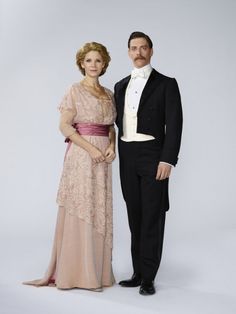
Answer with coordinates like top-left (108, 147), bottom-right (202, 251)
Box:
top-left (159, 161), bottom-right (174, 167)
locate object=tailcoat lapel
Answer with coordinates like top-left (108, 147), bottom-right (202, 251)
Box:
top-left (138, 69), bottom-right (163, 113)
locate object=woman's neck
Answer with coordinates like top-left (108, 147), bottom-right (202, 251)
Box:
top-left (81, 77), bottom-right (100, 88)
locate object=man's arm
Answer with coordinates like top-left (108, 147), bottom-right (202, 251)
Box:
top-left (160, 78), bottom-right (183, 166)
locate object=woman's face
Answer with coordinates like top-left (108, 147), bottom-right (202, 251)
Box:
top-left (81, 50), bottom-right (105, 78)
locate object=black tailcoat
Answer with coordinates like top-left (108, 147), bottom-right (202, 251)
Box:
top-left (114, 69), bottom-right (183, 166)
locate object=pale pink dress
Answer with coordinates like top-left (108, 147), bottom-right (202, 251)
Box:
top-left (24, 83), bottom-right (116, 290)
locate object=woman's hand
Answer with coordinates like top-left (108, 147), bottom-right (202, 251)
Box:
top-left (105, 145), bottom-right (116, 163)
top-left (88, 146), bottom-right (105, 163)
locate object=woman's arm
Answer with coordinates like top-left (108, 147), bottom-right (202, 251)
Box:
top-left (104, 125), bottom-right (116, 163)
top-left (59, 110), bottom-right (105, 163)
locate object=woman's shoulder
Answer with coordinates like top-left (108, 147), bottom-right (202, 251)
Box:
top-left (70, 81), bottom-right (82, 90)
top-left (103, 87), bottom-right (114, 97)
top-left (63, 82), bottom-right (84, 97)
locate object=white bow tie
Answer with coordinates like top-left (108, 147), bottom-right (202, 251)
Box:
top-left (131, 69), bottom-right (147, 79)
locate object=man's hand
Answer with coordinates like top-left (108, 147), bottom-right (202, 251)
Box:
top-left (156, 162), bottom-right (172, 180)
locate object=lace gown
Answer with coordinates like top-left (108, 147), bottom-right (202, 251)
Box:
top-left (24, 83), bottom-right (116, 290)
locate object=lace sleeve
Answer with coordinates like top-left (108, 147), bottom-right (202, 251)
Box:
top-left (59, 110), bottom-right (77, 138)
top-left (58, 85), bottom-right (77, 113)
top-left (106, 89), bottom-right (117, 122)
top-left (58, 85), bottom-right (77, 137)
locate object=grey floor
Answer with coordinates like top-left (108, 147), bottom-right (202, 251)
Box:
top-left (1, 227), bottom-right (235, 314)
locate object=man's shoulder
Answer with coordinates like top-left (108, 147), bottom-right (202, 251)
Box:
top-left (115, 75), bottom-right (130, 88)
top-left (152, 69), bottom-right (176, 82)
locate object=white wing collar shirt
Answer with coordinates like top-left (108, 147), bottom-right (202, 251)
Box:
top-left (121, 64), bottom-right (154, 142)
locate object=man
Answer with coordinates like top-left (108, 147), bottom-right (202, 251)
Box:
top-left (114, 31), bottom-right (183, 295)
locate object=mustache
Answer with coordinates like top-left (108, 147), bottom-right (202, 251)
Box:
top-left (134, 56), bottom-right (146, 61)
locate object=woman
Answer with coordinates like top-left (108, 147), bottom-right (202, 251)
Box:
top-left (24, 42), bottom-right (116, 291)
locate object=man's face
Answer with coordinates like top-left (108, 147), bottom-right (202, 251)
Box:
top-left (128, 37), bottom-right (153, 68)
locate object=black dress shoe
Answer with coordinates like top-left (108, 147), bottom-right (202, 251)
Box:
top-left (119, 273), bottom-right (142, 287)
top-left (139, 280), bottom-right (155, 295)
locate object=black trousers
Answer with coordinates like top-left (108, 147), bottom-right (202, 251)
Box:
top-left (118, 139), bottom-right (168, 282)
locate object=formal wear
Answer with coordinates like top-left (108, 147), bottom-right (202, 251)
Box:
top-left (24, 83), bottom-right (116, 290)
top-left (114, 66), bottom-right (182, 282)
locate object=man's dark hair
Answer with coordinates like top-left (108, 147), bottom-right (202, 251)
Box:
top-left (128, 31), bottom-right (153, 49)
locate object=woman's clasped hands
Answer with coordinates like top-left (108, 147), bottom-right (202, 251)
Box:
top-left (89, 145), bottom-right (115, 164)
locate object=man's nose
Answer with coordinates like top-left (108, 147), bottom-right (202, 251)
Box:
top-left (137, 47), bottom-right (142, 55)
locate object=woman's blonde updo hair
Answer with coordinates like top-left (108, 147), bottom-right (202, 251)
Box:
top-left (76, 42), bottom-right (111, 76)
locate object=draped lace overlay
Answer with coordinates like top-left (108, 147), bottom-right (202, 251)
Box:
top-left (56, 83), bottom-right (116, 249)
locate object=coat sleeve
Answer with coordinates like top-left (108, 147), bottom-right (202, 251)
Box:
top-left (160, 78), bottom-right (183, 166)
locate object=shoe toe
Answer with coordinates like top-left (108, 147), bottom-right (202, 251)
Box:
top-left (139, 282), bottom-right (155, 295)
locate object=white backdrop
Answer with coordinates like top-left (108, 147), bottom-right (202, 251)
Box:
top-left (1, 0), bottom-right (236, 313)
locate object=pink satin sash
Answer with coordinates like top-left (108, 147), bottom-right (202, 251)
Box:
top-left (74, 123), bottom-right (110, 136)
top-left (64, 123), bottom-right (111, 159)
